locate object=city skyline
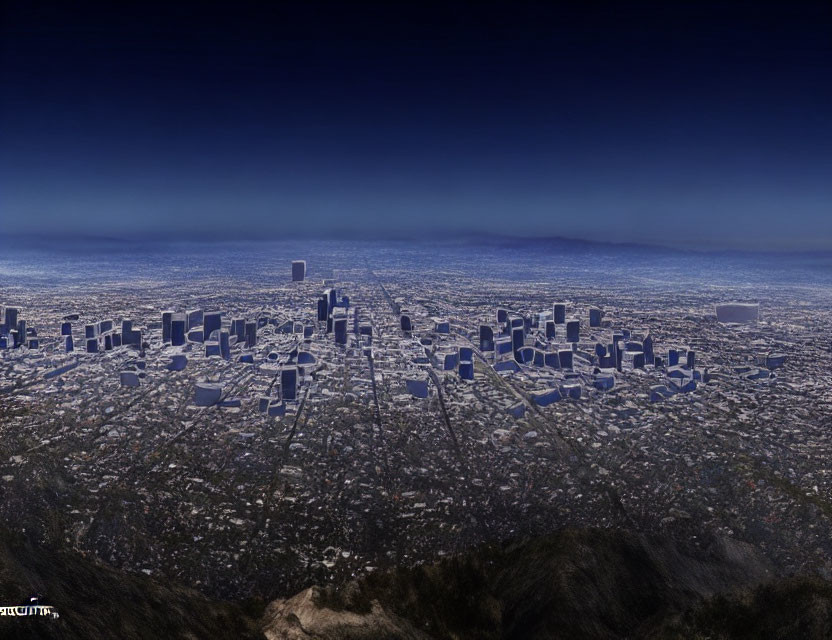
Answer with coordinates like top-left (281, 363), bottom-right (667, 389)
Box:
top-left (3, 4), bottom-right (832, 635)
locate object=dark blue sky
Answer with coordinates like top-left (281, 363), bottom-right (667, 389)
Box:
top-left (2, 1), bottom-right (831, 249)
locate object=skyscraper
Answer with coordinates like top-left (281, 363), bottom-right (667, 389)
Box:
top-left (566, 319), bottom-right (580, 343)
top-left (643, 334), bottom-right (654, 365)
top-left (161, 311), bottom-right (173, 343)
top-left (479, 325), bottom-right (494, 351)
top-left (3, 308), bottom-right (19, 335)
top-left (281, 366), bottom-right (298, 401)
top-left (171, 313), bottom-right (187, 346)
top-left (334, 316), bottom-right (347, 344)
top-left (292, 260), bottom-right (306, 282)
top-left (203, 311), bottom-right (222, 342)
top-left (512, 326), bottom-right (525, 360)
top-left (187, 309), bottom-right (204, 332)
top-left (245, 321), bottom-right (257, 348)
top-left (220, 331), bottom-right (230, 360)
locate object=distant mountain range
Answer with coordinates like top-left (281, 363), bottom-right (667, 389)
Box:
top-left (2, 230), bottom-right (830, 257)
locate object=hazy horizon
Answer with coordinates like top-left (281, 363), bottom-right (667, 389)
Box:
top-left (3, 227), bottom-right (832, 256)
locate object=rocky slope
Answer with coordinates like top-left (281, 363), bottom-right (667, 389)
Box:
top-left (261, 528), bottom-right (829, 640)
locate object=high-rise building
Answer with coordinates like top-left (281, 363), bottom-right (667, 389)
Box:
top-left (220, 331), bottom-right (230, 360)
top-left (187, 309), bottom-right (203, 332)
top-left (566, 319), bottom-right (580, 343)
top-left (479, 325), bottom-right (494, 351)
top-left (612, 333), bottom-right (623, 371)
top-left (281, 366), bottom-right (298, 401)
top-left (203, 312), bottom-right (222, 342)
top-left (643, 334), bottom-right (654, 365)
top-left (245, 321), bottom-right (257, 348)
top-left (292, 260), bottom-right (306, 282)
top-left (553, 303), bottom-right (566, 324)
top-left (171, 313), bottom-right (187, 346)
top-left (122, 320), bottom-right (141, 346)
top-left (4, 308), bottom-right (19, 335)
top-left (589, 307), bottom-right (602, 327)
top-left (512, 326), bottom-right (525, 360)
top-left (162, 311), bottom-right (173, 343)
top-left (317, 297), bottom-right (328, 322)
top-left (334, 316), bottom-right (347, 344)
top-left (231, 318), bottom-right (246, 342)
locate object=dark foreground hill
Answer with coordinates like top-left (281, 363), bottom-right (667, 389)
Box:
top-left (262, 528), bottom-right (831, 640)
top-left (0, 529), bottom-right (262, 639)
top-left (2, 526), bottom-right (832, 639)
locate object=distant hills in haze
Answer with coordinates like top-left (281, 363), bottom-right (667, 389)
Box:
top-left (2, 229), bottom-right (830, 258)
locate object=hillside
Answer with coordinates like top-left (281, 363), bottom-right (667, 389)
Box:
top-left (0, 529), bottom-right (261, 640)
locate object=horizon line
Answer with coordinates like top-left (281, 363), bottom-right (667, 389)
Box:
top-left (1, 229), bottom-right (830, 257)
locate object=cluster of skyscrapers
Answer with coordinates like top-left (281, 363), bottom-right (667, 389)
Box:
top-left (5, 256), bottom-right (734, 412)
top-left (395, 297), bottom-right (707, 405)
top-left (0, 306), bottom-right (38, 350)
